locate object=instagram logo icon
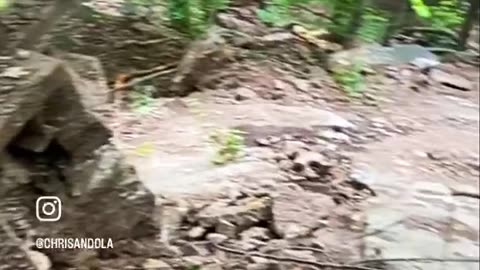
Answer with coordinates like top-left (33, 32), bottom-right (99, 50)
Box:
top-left (36, 196), bottom-right (62, 222)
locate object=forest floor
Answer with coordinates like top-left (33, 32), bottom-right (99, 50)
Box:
top-left (2, 1), bottom-right (479, 269)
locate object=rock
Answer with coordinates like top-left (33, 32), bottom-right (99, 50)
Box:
top-left (142, 258), bottom-right (173, 270)
top-left (206, 233), bottom-right (228, 244)
top-left (290, 78), bottom-right (310, 92)
top-left (0, 52), bottom-right (156, 267)
top-left (318, 130), bottom-right (350, 143)
top-left (429, 68), bottom-right (473, 91)
top-left (0, 53), bottom-right (65, 151)
top-left (292, 151), bottom-right (333, 177)
top-left (255, 138), bottom-right (271, 146)
top-left (188, 226), bottom-right (207, 240)
top-left (27, 250), bottom-right (52, 270)
top-left (410, 57), bottom-right (440, 70)
top-left (216, 219), bottom-right (238, 238)
top-left (180, 256), bottom-right (217, 268)
top-left (235, 87), bottom-right (258, 101)
top-left (281, 249), bottom-right (316, 261)
top-left (283, 140), bottom-right (309, 159)
top-left (247, 263), bottom-right (271, 270)
top-left (272, 188), bottom-right (334, 239)
top-left (196, 197), bottom-right (272, 233)
top-left (216, 13), bottom-right (264, 36)
top-left (176, 240), bottom-right (209, 256)
top-left (240, 227), bottom-right (272, 242)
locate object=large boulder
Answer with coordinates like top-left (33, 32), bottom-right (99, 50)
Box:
top-left (0, 52), bottom-right (155, 268)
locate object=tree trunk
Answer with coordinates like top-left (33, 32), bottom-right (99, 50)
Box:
top-left (458, 0), bottom-right (479, 50)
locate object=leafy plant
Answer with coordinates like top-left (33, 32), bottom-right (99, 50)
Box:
top-left (257, 0), bottom-right (293, 27)
top-left (332, 61), bottom-right (365, 97)
top-left (168, 0), bottom-right (229, 37)
top-left (430, 0), bottom-right (464, 29)
top-left (129, 84), bottom-right (156, 114)
top-left (209, 129), bottom-right (245, 165)
top-left (357, 8), bottom-right (389, 43)
top-left (409, 0), bottom-right (432, 18)
top-left (0, 0), bottom-right (8, 10)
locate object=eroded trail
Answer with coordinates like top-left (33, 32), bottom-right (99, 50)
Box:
top-left (107, 59), bottom-right (479, 269)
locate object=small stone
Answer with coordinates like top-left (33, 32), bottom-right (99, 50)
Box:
top-left (283, 140), bottom-right (309, 159)
top-left (282, 249), bottom-right (316, 261)
top-left (16, 49), bottom-right (31, 59)
top-left (216, 219), bottom-right (238, 238)
top-left (278, 159), bottom-right (293, 171)
top-left (255, 138), bottom-right (271, 146)
top-left (176, 240), bottom-right (209, 256)
top-left (27, 251), bottom-right (51, 270)
top-left (142, 258), bottom-right (172, 270)
top-left (267, 136), bottom-right (281, 144)
top-left (1, 66), bottom-right (29, 79)
top-left (247, 263), bottom-right (270, 270)
top-left (188, 226), bottom-right (207, 240)
top-left (240, 227), bottom-right (272, 241)
top-left (291, 78), bottom-right (310, 92)
top-left (274, 79), bottom-right (287, 90)
top-left (410, 57), bottom-right (440, 70)
top-left (318, 130), bottom-right (350, 143)
top-left (206, 233), bottom-right (228, 244)
top-left (235, 87), bottom-right (257, 101)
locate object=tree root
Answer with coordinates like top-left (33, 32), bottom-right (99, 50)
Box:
top-left (212, 242), bottom-right (381, 270)
top-left (451, 190), bottom-right (480, 199)
top-left (352, 257), bottom-right (480, 265)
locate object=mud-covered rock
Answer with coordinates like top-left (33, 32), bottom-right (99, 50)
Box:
top-left (0, 52), bottom-right (155, 268)
top-left (195, 197), bottom-right (272, 236)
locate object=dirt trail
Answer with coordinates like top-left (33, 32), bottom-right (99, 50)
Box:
top-left (109, 59), bottom-right (479, 269)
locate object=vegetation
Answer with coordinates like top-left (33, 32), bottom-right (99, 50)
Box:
top-left (332, 61), bottom-right (365, 97)
top-left (209, 129), bottom-right (245, 165)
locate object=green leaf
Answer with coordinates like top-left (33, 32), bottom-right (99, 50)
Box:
top-left (413, 5), bottom-right (432, 18)
top-left (0, 0), bottom-right (9, 10)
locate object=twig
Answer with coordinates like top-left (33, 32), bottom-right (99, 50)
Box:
top-left (113, 68), bottom-right (176, 92)
top-left (451, 190), bottom-right (480, 199)
top-left (212, 242), bottom-right (381, 270)
top-left (352, 257), bottom-right (480, 265)
top-left (119, 38), bottom-right (171, 47)
top-left (130, 63), bottom-right (178, 77)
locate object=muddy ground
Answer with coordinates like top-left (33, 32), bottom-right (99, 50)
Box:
top-left (2, 1), bottom-right (479, 270)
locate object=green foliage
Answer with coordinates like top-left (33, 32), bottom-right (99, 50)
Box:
top-left (409, 0), bottom-right (432, 18)
top-left (257, 0), bottom-right (325, 27)
top-left (357, 8), bottom-right (389, 43)
top-left (167, 0), bottom-right (229, 37)
top-left (209, 129), bottom-right (245, 165)
top-left (332, 61), bottom-right (365, 97)
top-left (0, 0), bottom-right (9, 11)
top-left (328, 0), bottom-right (357, 40)
top-left (129, 84), bottom-right (156, 114)
top-left (257, 0), bottom-right (293, 27)
top-left (430, 0), bottom-right (464, 29)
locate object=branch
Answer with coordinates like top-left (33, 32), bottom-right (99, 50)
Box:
top-left (212, 242), bottom-right (381, 270)
top-left (451, 190), bottom-right (480, 199)
top-left (352, 257), bottom-right (480, 265)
